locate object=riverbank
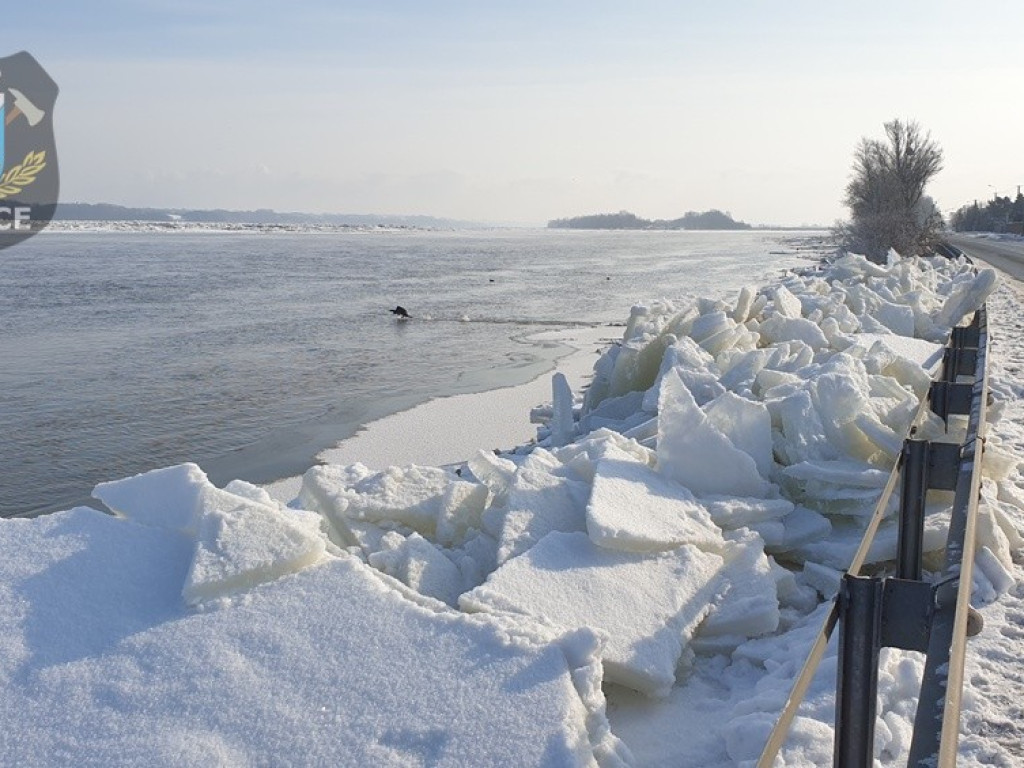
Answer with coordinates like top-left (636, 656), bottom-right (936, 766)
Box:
top-left (264, 324), bottom-right (617, 503)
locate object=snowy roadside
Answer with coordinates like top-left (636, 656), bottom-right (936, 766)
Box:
top-left (0, 248), bottom-right (1019, 767)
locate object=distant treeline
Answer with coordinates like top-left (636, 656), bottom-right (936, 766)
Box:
top-left (547, 209), bottom-right (751, 230)
top-left (53, 203), bottom-right (474, 229)
top-left (950, 193), bottom-right (1024, 235)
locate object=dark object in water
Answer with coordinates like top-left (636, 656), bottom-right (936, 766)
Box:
top-left (390, 305), bottom-right (411, 319)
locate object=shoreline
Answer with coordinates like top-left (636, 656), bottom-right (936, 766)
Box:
top-left (263, 324), bottom-right (617, 504)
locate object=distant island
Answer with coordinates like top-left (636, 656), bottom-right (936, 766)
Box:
top-left (548, 209), bottom-right (752, 230)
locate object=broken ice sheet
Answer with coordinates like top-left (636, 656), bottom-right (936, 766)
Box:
top-left (657, 368), bottom-right (773, 498)
top-left (462, 530), bottom-right (724, 697)
top-left (93, 462), bottom-right (211, 534)
top-left (585, 458), bottom-right (722, 553)
top-left (183, 486), bottom-right (326, 606)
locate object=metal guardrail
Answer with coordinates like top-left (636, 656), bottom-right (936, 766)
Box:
top-left (757, 291), bottom-right (989, 767)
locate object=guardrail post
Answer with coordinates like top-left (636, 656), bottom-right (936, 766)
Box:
top-left (834, 575), bottom-right (883, 768)
top-left (897, 440), bottom-right (929, 581)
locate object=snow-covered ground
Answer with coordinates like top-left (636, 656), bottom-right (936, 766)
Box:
top-left (1, 248), bottom-right (1021, 767)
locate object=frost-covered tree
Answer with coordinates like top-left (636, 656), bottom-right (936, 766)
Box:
top-left (842, 119), bottom-right (944, 261)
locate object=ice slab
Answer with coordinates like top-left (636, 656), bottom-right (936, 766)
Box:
top-left (772, 285), bottom-right (803, 319)
top-left (849, 333), bottom-right (944, 376)
top-left (657, 369), bottom-right (773, 498)
top-left (300, 463), bottom-right (457, 535)
top-left (183, 488), bottom-right (326, 605)
top-left (782, 460), bottom-right (890, 488)
top-left (702, 392), bottom-right (774, 478)
top-left (495, 467), bottom-right (589, 564)
top-left (585, 458), bottom-right (722, 553)
top-left (700, 495), bottom-right (795, 528)
top-left (0, 509), bottom-right (629, 766)
top-left (368, 531), bottom-right (463, 606)
top-left (462, 531), bottom-right (724, 698)
top-left (549, 372), bottom-right (576, 447)
top-left (93, 462), bottom-right (209, 534)
top-left (933, 268), bottom-right (998, 328)
top-left (642, 336), bottom-right (724, 413)
top-left (697, 531), bottom-right (779, 639)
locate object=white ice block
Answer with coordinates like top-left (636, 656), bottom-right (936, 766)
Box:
top-left (93, 462), bottom-right (210, 534)
top-left (699, 495), bottom-right (795, 528)
top-left (301, 463), bottom-right (457, 535)
top-left (462, 531), bottom-right (724, 697)
top-left (702, 391), bottom-right (774, 478)
top-left (585, 458), bottom-right (722, 553)
top-left (698, 530), bottom-right (779, 639)
top-left (495, 467), bottom-right (589, 564)
top-left (183, 486), bottom-right (326, 605)
top-left (549, 372), bottom-right (576, 447)
top-left (368, 531), bottom-right (463, 606)
top-left (657, 369), bottom-right (773, 498)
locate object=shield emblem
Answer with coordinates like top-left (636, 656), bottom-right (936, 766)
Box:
top-left (0, 51), bottom-right (58, 251)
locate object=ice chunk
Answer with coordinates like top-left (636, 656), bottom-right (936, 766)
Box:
top-left (368, 531), bottom-right (463, 606)
top-left (757, 315), bottom-right (829, 350)
top-left (642, 336), bottom-right (724, 412)
top-left (769, 505), bottom-right (832, 553)
top-left (462, 531), bottom-right (724, 697)
top-left (719, 348), bottom-right (771, 395)
top-left (702, 392), bottom-right (774, 478)
top-left (801, 561), bottom-right (843, 599)
top-left (496, 468), bottom-right (589, 564)
top-left (732, 285), bottom-right (758, 323)
top-left (873, 300), bottom-right (915, 336)
top-left (657, 369), bottom-right (773, 498)
top-left (579, 390), bottom-right (647, 434)
top-left (782, 459), bottom-right (889, 488)
top-left (183, 488), bottom-right (326, 605)
top-left (549, 372), bottom-right (575, 447)
top-left (698, 530), bottom-right (779, 639)
top-left (93, 462), bottom-right (210, 534)
top-left (297, 463), bottom-right (374, 518)
top-left (223, 479), bottom-right (278, 508)
top-left (974, 545), bottom-right (1014, 601)
top-left (435, 480), bottom-right (489, 547)
top-left (467, 449), bottom-right (518, 504)
top-left (933, 268), bottom-right (997, 329)
top-left (772, 285), bottom-right (803, 319)
top-left (585, 458), bottom-right (722, 553)
top-left (700, 495), bottom-right (795, 528)
top-left (303, 464), bottom-right (457, 535)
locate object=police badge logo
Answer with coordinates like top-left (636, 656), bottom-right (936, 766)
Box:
top-left (0, 51), bottom-right (58, 251)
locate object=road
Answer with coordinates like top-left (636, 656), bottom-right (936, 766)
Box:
top-left (945, 233), bottom-right (1024, 282)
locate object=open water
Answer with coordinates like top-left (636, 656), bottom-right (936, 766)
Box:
top-left (0, 228), bottom-right (825, 516)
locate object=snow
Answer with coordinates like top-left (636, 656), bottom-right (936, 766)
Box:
top-left (0, 509), bottom-right (627, 766)
top-left (5, 245), bottom-right (1024, 766)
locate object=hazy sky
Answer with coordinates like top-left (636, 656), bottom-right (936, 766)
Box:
top-left (6, 1), bottom-right (1023, 225)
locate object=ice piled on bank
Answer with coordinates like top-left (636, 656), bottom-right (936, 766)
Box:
top-left (5, 247), bottom-right (1019, 766)
top-left (0, 508), bottom-right (629, 766)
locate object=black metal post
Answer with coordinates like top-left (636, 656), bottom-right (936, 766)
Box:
top-left (897, 440), bottom-right (930, 581)
top-left (834, 575), bottom-right (883, 768)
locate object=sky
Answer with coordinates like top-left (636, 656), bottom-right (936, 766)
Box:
top-left (4, 1), bottom-right (1024, 226)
